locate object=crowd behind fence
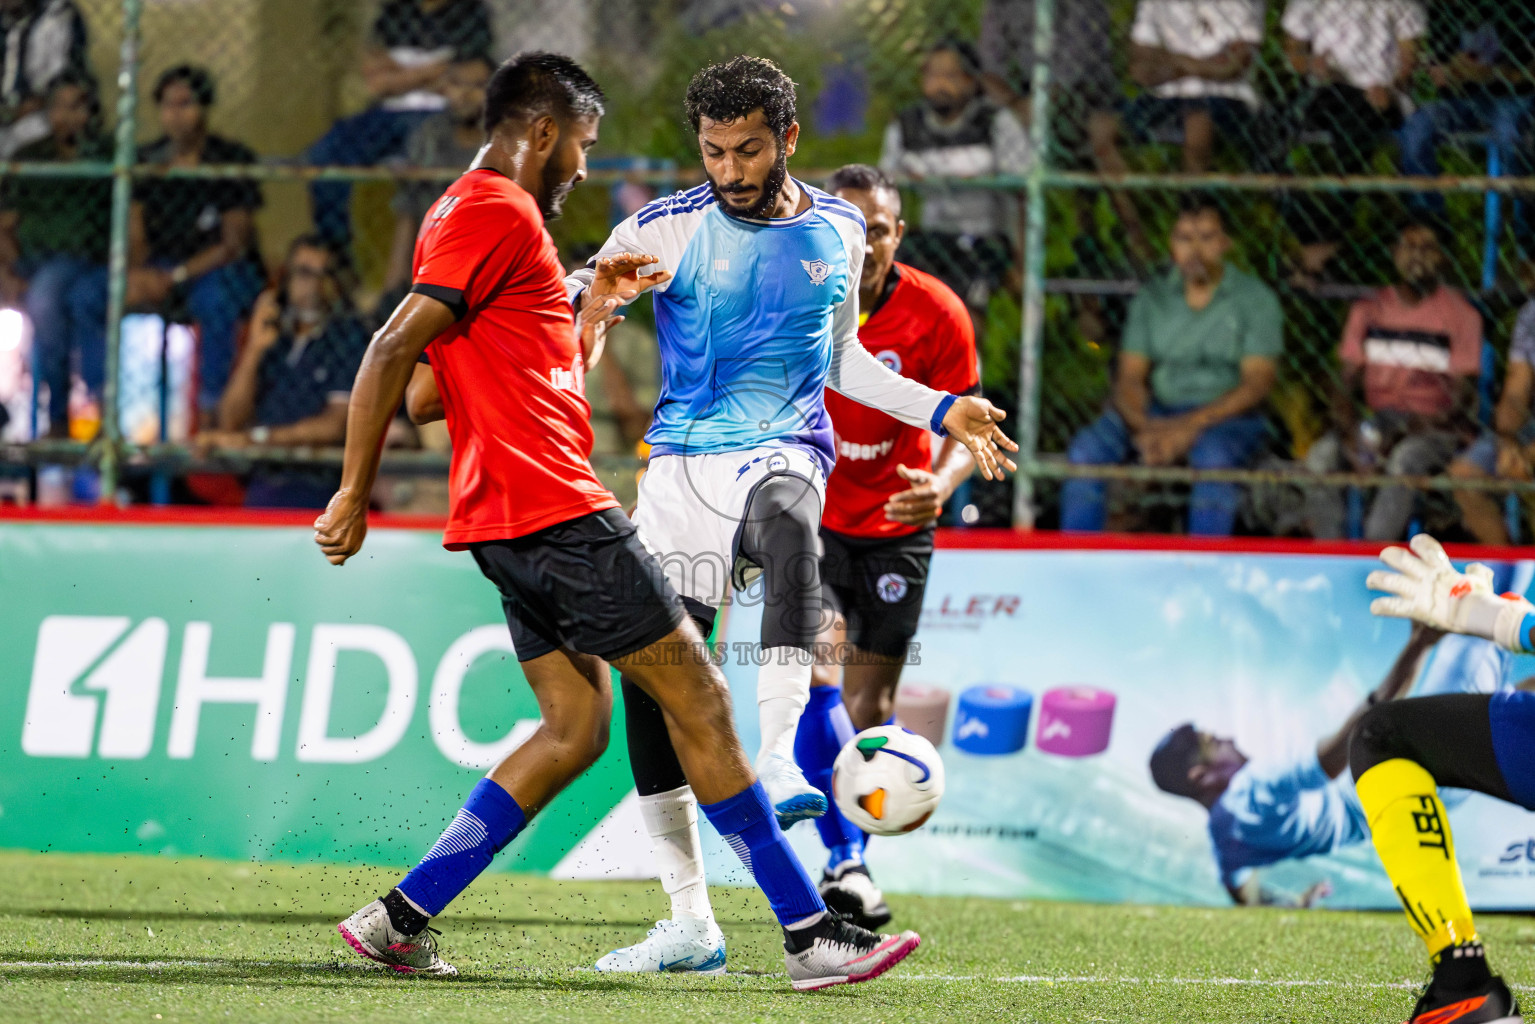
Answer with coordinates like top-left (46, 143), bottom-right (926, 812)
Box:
top-left (4, 0), bottom-right (1535, 544)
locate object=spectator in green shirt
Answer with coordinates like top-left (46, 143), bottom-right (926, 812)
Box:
top-left (1061, 194), bottom-right (1282, 535)
top-left (0, 70), bottom-right (110, 437)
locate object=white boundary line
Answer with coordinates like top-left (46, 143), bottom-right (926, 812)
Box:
top-left (0, 959), bottom-right (1421, 990)
top-left (899, 973), bottom-right (1419, 990)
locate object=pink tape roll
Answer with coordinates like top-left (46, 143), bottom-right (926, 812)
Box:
top-left (894, 685), bottom-right (951, 748)
top-left (1035, 686), bottom-right (1116, 757)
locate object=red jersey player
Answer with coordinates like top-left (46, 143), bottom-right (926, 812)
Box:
top-left (795, 164), bottom-right (979, 929)
top-left (311, 55), bottom-right (922, 990)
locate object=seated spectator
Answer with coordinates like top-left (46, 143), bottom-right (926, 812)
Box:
top-left (1304, 221), bottom-right (1481, 540)
top-left (1280, 0), bottom-right (1425, 288)
top-left (978, 0), bottom-right (1130, 269)
top-left (67, 65), bottom-right (266, 427)
top-left (0, 71), bottom-right (109, 438)
top-left (383, 54), bottom-right (492, 298)
top-left (1061, 194), bottom-right (1281, 536)
top-left (1402, 1), bottom-right (1535, 256)
top-left (196, 236), bottom-right (369, 509)
top-left (0, 0), bottom-right (86, 158)
top-left (307, 0), bottom-right (493, 253)
top-left (1090, 0), bottom-right (1261, 178)
top-left (879, 38), bottom-right (1030, 323)
top-left (1449, 300), bottom-right (1535, 545)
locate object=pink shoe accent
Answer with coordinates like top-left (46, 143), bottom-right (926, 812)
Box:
top-left (847, 933), bottom-right (921, 984)
top-left (337, 923), bottom-right (418, 974)
top-left (794, 932), bottom-right (922, 992)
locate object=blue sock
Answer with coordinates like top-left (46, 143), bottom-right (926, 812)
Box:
top-left (397, 778), bottom-right (527, 917)
top-left (701, 781), bottom-right (826, 926)
top-left (795, 685), bottom-right (866, 870)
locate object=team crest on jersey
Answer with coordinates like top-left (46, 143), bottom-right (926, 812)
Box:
top-left (875, 573), bottom-right (909, 604)
top-left (801, 259), bottom-right (832, 286)
top-left (875, 349), bottom-right (902, 374)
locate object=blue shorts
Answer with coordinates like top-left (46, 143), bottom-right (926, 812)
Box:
top-left (1490, 690), bottom-right (1535, 809)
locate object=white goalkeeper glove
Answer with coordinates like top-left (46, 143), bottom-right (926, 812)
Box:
top-left (1366, 533), bottom-right (1534, 652)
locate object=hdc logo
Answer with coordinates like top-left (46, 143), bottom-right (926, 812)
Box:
top-left (21, 615), bottom-right (536, 769)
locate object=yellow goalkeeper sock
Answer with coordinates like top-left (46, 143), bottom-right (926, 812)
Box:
top-left (1357, 758), bottom-right (1478, 960)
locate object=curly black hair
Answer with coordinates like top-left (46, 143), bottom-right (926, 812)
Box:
top-left (154, 64), bottom-right (216, 107)
top-left (684, 55), bottom-right (797, 140)
top-left (484, 51), bottom-right (605, 133)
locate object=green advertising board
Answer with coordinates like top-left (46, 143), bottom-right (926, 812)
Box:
top-left (0, 521), bottom-right (632, 874)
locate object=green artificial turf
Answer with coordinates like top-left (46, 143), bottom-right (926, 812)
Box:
top-left (3, 850), bottom-right (1532, 1023)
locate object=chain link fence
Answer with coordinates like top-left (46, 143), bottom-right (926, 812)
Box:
top-left (2, 0), bottom-right (1535, 541)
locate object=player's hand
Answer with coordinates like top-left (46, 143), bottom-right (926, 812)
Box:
top-left (1299, 880), bottom-right (1333, 908)
top-left (193, 429), bottom-right (250, 456)
top-left (247, 289), bottom-right (283, 353)
top-left (576, 292), bottom-right (624, 371)
top-left (314, 488), bottom-right (369, 566)
top-left (941, 396), bottom-right (1018, 481)
top-left (885, 464), bottom-right (948, 526)
top-left (1496, 438), bottom-right (1532, 481)
top-left (589, 251), bottom-right (672, 301)
top-left (1367, 533), bottom-right (1534, 651)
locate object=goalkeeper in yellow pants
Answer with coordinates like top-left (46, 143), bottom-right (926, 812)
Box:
top-left (1362, 534), bottom-right (1532, 1024)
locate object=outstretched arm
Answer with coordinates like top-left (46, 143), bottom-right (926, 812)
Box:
top-left (1368, 534), bottom-right (1535, 652)
top-left (1315, 623), bottom-right (1443, 778)
top-left (828, 336), bottom-right (1017, 479)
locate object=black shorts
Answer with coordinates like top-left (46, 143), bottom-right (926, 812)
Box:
top-left (819, 524), bottom-right (934, 659)
top-left (470, 508), bottom-right (686, 663)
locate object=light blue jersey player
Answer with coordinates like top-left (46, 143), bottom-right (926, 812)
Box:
top-left (567, 57), bottom-right (1015, 976)
top-left (1359, 534), bottom-right (1534, 1024)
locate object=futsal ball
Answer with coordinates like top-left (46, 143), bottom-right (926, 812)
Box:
top-left (831, 726), bottom-right (945, 836)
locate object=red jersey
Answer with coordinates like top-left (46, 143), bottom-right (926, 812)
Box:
top-left (822, 263), bottom-right (979, 538)
top-left (413, 169), bottom-right (617, 548)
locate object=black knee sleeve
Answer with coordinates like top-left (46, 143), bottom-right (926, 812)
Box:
top-left (736, 474), bottom-right (824, 651)
top-left (1349, 694), bottom-right (1512, 803)
top-left (622, 609), bottom-right (715, 796)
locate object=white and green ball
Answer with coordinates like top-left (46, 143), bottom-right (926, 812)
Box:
top-left (831, 725), bottom-right (945, 837)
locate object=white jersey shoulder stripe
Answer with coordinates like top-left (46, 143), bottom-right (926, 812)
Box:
top-left (636, 184), bottom-right (717, 227)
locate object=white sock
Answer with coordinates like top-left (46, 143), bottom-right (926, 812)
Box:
top-left (757, 655), bottom-right (811, 762)
top-left (639, 785), bottom-right (713, 922)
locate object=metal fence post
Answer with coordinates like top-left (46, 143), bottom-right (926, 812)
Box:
top-left (1012, 0), bottom-right (1055, 529)
top-left (99, 0), bottom-right (143, 503)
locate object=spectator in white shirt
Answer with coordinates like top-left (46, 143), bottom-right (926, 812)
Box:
top-left (880, 38), bottom-right (1031, 323)
top-left (1090, 0), bottom-right (1263, 179)
top-left (1280, 0), bottom-right (1425, 288)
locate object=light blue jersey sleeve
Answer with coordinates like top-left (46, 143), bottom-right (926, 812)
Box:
top-left (566, 182), bottom-right (952, 471)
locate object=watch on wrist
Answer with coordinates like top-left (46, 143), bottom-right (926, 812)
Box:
top-left (170, 265), bottom-right (189, 286)
top-left (249, 425), bottom-right (271, 444)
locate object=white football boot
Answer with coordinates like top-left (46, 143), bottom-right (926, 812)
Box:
top-left (594, 916), bottom-right (727, 974)
top-left (784, 914), bottom-right (921, 992)
top-left (755, 751), bottom-right (827, 827)
top-left (337, 899), bottom-right (458, 976)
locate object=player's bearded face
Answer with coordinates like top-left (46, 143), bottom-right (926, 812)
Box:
top-left (709, 140), bottom-right (788, 220)
top-left (538, 116), bottom-right (598, 220)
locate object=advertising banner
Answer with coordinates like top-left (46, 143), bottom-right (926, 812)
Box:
top-left (5, 520), bottom-right (1534, 910)
top-left (0, 520), bottom-right (633, 874)
top-left (716, 547), bottom-right (1535, 910)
